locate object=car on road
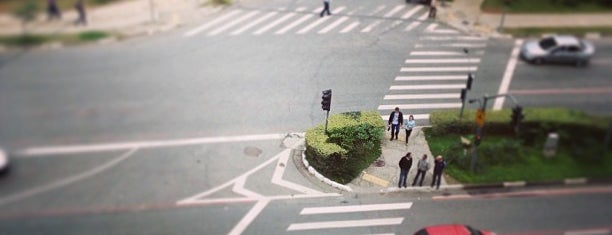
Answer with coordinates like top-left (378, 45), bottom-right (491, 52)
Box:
top-left (414, 224), bottom-right (495, 235)
top-left (520, 35), bottom-right (595, 66)
top-left (0, 148), bottom-right (9, 175)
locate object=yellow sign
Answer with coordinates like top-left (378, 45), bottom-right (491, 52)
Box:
top-left (361, 171), bottom-right (389, 187)
top-left (476, 109), bottom-right (485, 127)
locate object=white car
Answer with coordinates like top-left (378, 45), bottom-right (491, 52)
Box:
top-left (0, 148), bottom-right (8, 174)
top-left (520, 35), bottom-right (595, 66)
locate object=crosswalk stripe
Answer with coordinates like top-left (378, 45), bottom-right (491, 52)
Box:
top-left (184, 10), bottom-right (242, 37)
top-left (400, 5), bottom-right (423, 19)
top-left (384, 5), bottom-right (406, 17)
top-left (421, 36), bottom-right (487, 41)
top-left (415, 43), bottom-right (487, 48)
top-left (417, 11), bottom-right (429, 20)
top-left (395, 75), bottom-right (467, 81)
top-left (381, 114), bottom-right (429, 120)
top-left (400, 66), bottom-right (477, 72)
top-left (411, 51), bottom-right (484, 56)
top-left (405, 21), bottom-right (420, 31)
top-left (318, 16), bottom-right (349, 34)
top-left (300, 202), bottom-right (413, 215)
top-left (207, 11), bottom-right (259, 36)
top-left (287, 218), bottom-right (404, 231)
top-left (378, 103), bottom-right (462, 110)
top-left (425, 23), bottom-right (459, 34)
top-left (275, 9), bottom-right (321, 34)
top-left (390, 84), bottom-right (466, 90)
top-left (340, 21), bottom-right (360, 33)
top-left (253, 8), bottom-right (304, 35)
top-left (361, 20), bottom-right (382, 32)
top-left (297, 6), bottom-right (346, 34)
top-left (384, 93), bottom-right (460, 100)
top-left (230, 11), bottom-right (278, 35)
top-left (405, 58), bottom-right (481, 63)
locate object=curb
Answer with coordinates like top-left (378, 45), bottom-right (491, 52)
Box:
top-left (301, 151), bottom-right (353, 192)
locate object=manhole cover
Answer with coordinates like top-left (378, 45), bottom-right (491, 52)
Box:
top-left (244, 146), bottom-right (262, 157)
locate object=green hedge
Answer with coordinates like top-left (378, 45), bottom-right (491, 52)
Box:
top-left (305, 111), bottom-right (385, 184)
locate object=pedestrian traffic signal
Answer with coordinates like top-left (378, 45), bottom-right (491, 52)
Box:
top-left (466, 73), bottom-right (474, 90)
top-left (321, 89), bottom-right (332, 111)
top-left (511, 105), bottom-right (524, 127)
top-left (460, 88), bottom-right (467, 103)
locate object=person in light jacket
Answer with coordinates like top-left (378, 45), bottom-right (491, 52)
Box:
top-left (404, 115), bottom-right (415, 145)
top-left (412, 154), bottom-right (429, 186)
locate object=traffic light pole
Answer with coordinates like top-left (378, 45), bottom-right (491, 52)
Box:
top-left (324, 110), bottom-right (330, 134)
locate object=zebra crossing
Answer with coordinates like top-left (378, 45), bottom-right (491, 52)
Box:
top-left (183, 4), bottom-right (428, 37)
top-left (286, 202), bottom-right (413, 233)
top-left (379, 23), bottom-right (489, 125)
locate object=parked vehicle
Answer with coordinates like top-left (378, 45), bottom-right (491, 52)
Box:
top-left (0, 148), bottom-right (9, 175)
top-left (520, 35), bottom-right (595, 66)
top-left (414, 224), bottom-right (495, 235)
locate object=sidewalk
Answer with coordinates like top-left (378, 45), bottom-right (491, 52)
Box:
top-left (435, 0), bottom-right (612, 37)
top-left (0, 0), bottom-right (221, 37)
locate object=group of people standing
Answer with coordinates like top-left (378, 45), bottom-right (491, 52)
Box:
top-left (387, 107), bottom-right (415, 144)
top-left (47, 0), bottom-right (87, 25)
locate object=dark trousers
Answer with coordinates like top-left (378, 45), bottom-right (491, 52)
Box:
top-left (391, 124), bottom-right (400, 140)
top-left (398, 169), bottom-right (409, 188)
top-left (320, 2), bottom-right (331, 17)
top-left (412, 169), bottom-right (426, 186)
top-left (405, 129), bottom-right (413, 144)
top-left (431, 171), bottom-right (442, 189)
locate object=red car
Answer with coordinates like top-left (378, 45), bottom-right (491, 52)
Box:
top-left (414, 224), bottom-right (495, 235)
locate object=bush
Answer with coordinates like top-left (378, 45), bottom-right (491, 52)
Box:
top-left (78, 31), bottom-right (109, 41)
top-left (0, 34), bottom-right (49, 46)
top-left (305, 111), bottom-right (385, 184)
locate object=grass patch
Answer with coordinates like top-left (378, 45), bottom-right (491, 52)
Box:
top-left (0, 34), bottom-right (52, 46)
top-left (482, 0), bottom-right (612, 13)
top-left (208, 0), bottom-right (232, 6)
top-left (78, 31), bottom-right (109, 41)
top-left (504, 26), bottom-right (612, 37)
top-left (0, 31), bottom-right (111, 47)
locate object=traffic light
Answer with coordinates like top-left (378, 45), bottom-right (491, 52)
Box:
top-left (511, 105), bottom-right (524, 127)
top-left (460, 88), bottom-right (467, 103)
top-left (321, 89), bottom-right (332, 111)
top-left (466, 73), bottom-right (474, 90)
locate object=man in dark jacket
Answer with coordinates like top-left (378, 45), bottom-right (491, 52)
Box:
top-left (398, 152), bottom-right (413, 188)
top-left (388, 107), bottom-right (403, 141)
top-left (431, 155), bottom-right (446, 189)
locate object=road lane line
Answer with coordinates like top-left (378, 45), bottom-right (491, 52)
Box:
top-left (207, 11), bottom-right (259, 36)
top-left (253, 9), bottom-right (303, 35)
top-left (400, 5), bottom-right (423, 19)
top-left (230, 11), bottom-right (278, 35)
top-left (405, 59), bottom-right (481, 64)
top-left (493, 39), bottom-right (523, 110)
top-left (228, 199), bottom-right (271, 235)
top-left (400, 66), bottom-right (477, 72)
top-left (0, 148), bottom-right (138, 207)
top-left (396, 75), bottom-right (467, 81)
top-left (410, 51), bottom-right (465, 56)
top-left (390, 84), bottom-right (466, 90)
top-left (415, 43), bottom-right (487, 48)
top-left (297, 6), bottom-right (346, 34)
top-left (271, 146), bottom-right (323, 194)
top-left (233, 176), bottom-right (264, 198)
top-left (510, 87), bottom-right (612, 95)
top-left (18, 133), bottom-right (287, 156)
top-left (384, 93), bottom-right (459, 100)
top-left (183, 10), bottom-right (242, 37)
top-left (287, 218), bottom-right (404, 231)
top-left (300, 202), bottom-right (412, 215)
top-left (378, 103), bottom-right (462, 110)
top-left (420, 36), bottom-right (487, 41)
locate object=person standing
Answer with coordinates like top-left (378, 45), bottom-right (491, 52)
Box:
top-left (387, 107), bottom-right (403, 141)
top-left (398, 152), bottom-right (413, 188)
top-left (320, 0), bottom-right (331, 17)
top-left (431, 155), bottom-right (446, 189)
top-left (74, 0), bottom-right (87, 26)
top-left (412, 154), bottom-right (429, 186)
top-left (404, 115), bottom-right (415, 145)
top-left (47, 0), bottom-right (62, 21)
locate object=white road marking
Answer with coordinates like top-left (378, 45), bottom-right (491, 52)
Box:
top-left (405, 58), bottom-right (481, 64)
top-left (183, 10), bottom-right (242, 37)
top-left (415, 43), bottom-right (487, 48)
top-left (18, 133), bottom-right (287, 156)
top-left (340, 21), bottom-right (360, 33)
top-left (400, 5), bottom-right (423, 19)
top-left (275, 8), bottom-right (321, 34)
top-left (300, 202), bottom-right (413, 215)
top-left (417, 11), bottom-right (429, 20)
top-left (287, 218), bottom-right (404, 231)
top-left (384, 93), bottom-right (459, 100)
top-left (493, 39), bottom-right (523, 110)
top-left (378, 103), bottom-right (462, 110)
top-left (297, 6), bottom-right (346, 34)
top-left (228, 199), bottom-right (271, 235)
top-left (425, 23), bottom-right (459, 34)
top-left (253, 9), bottom-right (303, 35)
top-left (400, 66), bottom-right (477, 72)
top-left (361, 20), bottom-right (382, 33)
top-left (396, 75), bottom-right (467, 81)
top-left (405, 21), bottom-right (420, 31)
top-left (0, 148), bottom-right (138, 207)
top-left (230, 11), bottom-right (278, 35)
top-left (233, 176), bottom-right (263, 198)
top-left (410, 51), bottom-right (464, 56)
top-left (381, 114), bottom-right (429, 120)
top-left (271, 147), bottom-right (322, 194)
top-left (384, 5), bottom-right (406, 17)
top-left (421, 36), bottom-right (487, 41)
top-left (318, 16), bottom-right (349, 34)
top-left (390, 84), bottom-right (466, 90)
top-left (207, 11), bottom-right (259, 36)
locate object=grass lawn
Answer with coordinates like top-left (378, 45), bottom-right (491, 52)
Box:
top-left (482, 0), bottom-right (612, 13)
top-left (426, 131), bottom-right (612, 184)
top-left (0, 0), bottom-right (123, 14)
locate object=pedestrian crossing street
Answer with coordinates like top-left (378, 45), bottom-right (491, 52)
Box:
top-left (285, 202), bottom-right (413, 233)
top-left (379, 24), bottom-right (488, 124)
top-left (183, 4), bottom-right (430, 37)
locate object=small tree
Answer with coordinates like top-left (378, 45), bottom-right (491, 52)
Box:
top-left (13, 0), bottom-right (39, 35)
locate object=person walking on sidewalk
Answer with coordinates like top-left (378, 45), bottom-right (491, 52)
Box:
top-left (412, 154), bottom-right (429, 186)
top-left (47, 0), bottom-right (62, 21)
top-left (388, 107), bottom-right (404, 141)
top-left (320, 0), bottom-right (331, 17)
top-left (404, 115), bottom-right (415, 145)
top-left (398, 152), bottom-right (413, 188)
top-left (74, 0), bottom-right (87, 26)
top-left (431, 155), bottom-right (446, 189)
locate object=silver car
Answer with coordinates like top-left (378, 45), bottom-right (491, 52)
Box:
top-left (520, 35), bottom-right (595, 66)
